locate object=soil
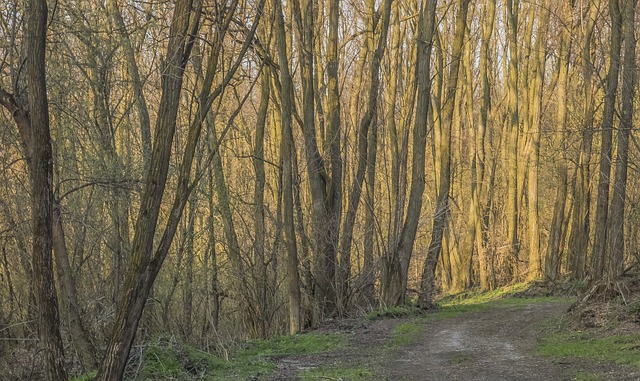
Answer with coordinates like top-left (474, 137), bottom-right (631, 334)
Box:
top-left (261, 299), bottom-right (640, 380)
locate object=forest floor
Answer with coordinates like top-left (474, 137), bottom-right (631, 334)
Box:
top-left (261, 294), bottom-right (640, 381)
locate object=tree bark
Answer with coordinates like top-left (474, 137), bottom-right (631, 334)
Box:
top-left (568, 0), bottom-right (599, 281)
top-left (608, 0), bottom-right (636, 278)
top-left (275, 0), bottom-right (302, 334)
top-left (592, 0), bottom-right (622, 281)
top-left (379, 0), bottom-right (437, 307)
top-left (96, 2), bottom-right (201, 379)
top-left (25, 1), bottom-right (69, 379)
top-left (419, 0), bottom-right (470, 308)
top-left (337, 0), bottom-right (392, 314)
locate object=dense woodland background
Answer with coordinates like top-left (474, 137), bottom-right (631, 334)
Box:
top-left (1, 0), bottom-right (639, 379)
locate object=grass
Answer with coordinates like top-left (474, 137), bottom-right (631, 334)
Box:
top-left (388, 321), bottom-right (424, 347)
top-left (537, 329), bottom-right (640, 368)
top-left (299, 366), bottom-right (375, 380)
top-left (126, 332), bottom-right (348, 381)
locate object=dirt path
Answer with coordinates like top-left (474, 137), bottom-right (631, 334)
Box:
top-left (265, 299), bottom-right (640, 380)
top-left (384, 299), bottom-right (637, 381)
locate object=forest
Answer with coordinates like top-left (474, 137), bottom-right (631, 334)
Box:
top-left (1, 0), bottom-right (639, 379)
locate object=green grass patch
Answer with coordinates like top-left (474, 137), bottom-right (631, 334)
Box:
top-left (128, 333), bottom-right (348, 381)
top-left (537, 328), bottom-right (640, 368)
top-left (240, 332), bottom-right (347, 357)
top-left (388, 321), bottom-right (423, 347)
top-left (299, 365), bottom-right (375, 380)
top-left (439, 282), bottom-right (533, 306)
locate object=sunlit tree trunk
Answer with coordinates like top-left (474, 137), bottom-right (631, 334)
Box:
top-left (525, 0), bottom-right (549, 281)
top-left (338, 0), bottom-right (392, 314)
top-left (419, 0), bottom-right (470, 307)
top-left (545, 0), bottom-right (574, 281)
top-left (475, 0), bottom-right (496, 290)
top-left (380, 0), bottom-right (437, 307)
top-left (505, 0), bottom-right (520, 279)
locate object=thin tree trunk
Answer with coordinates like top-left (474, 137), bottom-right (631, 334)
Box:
top-left (52, 203), bottom-right (98, 370)
top-left (608, 0), bottom-right (636, 278)
top-left (418, 0), bottom-right (470, 308)
top-left (545, 0), bottom-right (573, 281)
top-left (525, 0), bottom-right (549, 281)
top-left (505, 0), bottom-right (520, 279)
top-left (338, 0), bottom-right (392, 314)
top-left (380, 0), bottom-right (437, 308)
top-left (476, 0), bottom-right (495, 290)
top-left (275, 0), bottom-right (302, 334)
top-left (252, 66), bottom-right (270, 338)
top-left (96, 3), bottom-right (201, 379)
top-left (592, 0), bottom-right (622, 281)
top-left (568, 0), bottom-right (599, 281)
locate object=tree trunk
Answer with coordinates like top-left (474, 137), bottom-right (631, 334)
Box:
top-left (252, 66), bottom-right (270, 338)
top-left (608, 0), bottom-right (636, 278)
top-left (337, 0), bottom-right (392, 314)
top-left (545, 0), bottom-right (573, 281)
top-left (96, 2), bottom-right (201, 379)
top-left (275, 0), bottom-right (302, 334)
top-left (505, 0), bottom-right (520, 279)
top-left (568, 1), bottom-right (598, 281)
top-left (419, 0), bottom-right (470, 308)
top-left (525, 0), bottom-right (549, 281)
top-left (592, 0), bottom-right (622, 281)
top-left (380, 0), bottom-right (437, 307)
top-left (476, 0), bottom-right (496, 290)
top-left (26, 1), bottom-right (68, 379)
top-left (52, 203), bottom-right (98, 370)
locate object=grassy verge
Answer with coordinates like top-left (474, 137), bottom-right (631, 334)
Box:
top-left (104, 333), bottom-right (349, 381)
top-left (537, 322), bottom-right (640, 368)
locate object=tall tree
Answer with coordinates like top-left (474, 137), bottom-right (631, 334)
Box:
top-left (545, 0), bottom-right (574, 281)
top-left (380, 0), bottom-right (437, 307)
top-left (275, 0), bottom-right (302, 334)
top-left (292, 0), bottom-right (342, 320)
top-left (568, 0), bottom-right (600, 280)
top-left (419, 0), bottom-right (471, 307)
top-left (338, 0), bottom-right (392, 313)
top-left (592, 0), bottom-right (622, 280)
top-left (505, 0), bottom-right (520, 278)
top-left (0, 0), bottom-right (69, 379)
top-left (608, 0), bottom-right (636, 278)
top-left (96, 1), bottom-right (202, 378)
